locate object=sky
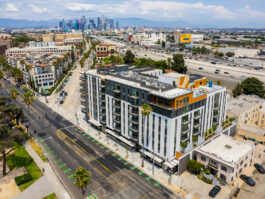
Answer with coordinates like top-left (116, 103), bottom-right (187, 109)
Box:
top-left (0, 0), bottom-right (265, 28)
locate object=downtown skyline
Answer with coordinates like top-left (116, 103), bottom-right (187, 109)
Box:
top-left (0, 0), bottom-right (265, 28)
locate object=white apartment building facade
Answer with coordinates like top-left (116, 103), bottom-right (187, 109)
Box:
top-left (80, 65), bottom-right (227, 171)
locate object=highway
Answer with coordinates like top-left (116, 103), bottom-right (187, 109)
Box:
top-left (1, 80), bottom-right (179, 199)
top-left (98, 37), bottom-right (265, 89)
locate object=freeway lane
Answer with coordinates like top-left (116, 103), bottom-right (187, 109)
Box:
top-left (1, 80), bottom-right (179, 199)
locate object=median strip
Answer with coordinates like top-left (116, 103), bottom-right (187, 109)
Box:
top-left (146, 176), bottom-right (152, 180)
top-left (56, 159), bottom-right (62, 163)
top-left (154, 182), bottom-right (160, 187)
top-left (51, 154), bottom-right (57, 159)
top-left (131, 166), bottom-right (136, 170)
top-left (138, 171), bottom-right (144, 175)
top-left (124, 162), bottom-right (129, 165)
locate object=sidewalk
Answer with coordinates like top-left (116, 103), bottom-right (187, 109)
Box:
top-left (17, 142), bottom-right (71, 199)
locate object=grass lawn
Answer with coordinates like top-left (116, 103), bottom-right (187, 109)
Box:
top-left (28, 139), bottom-right (47, 162)
top-left (6, 143), bottom-right (43, 191)
top-left (43, 193), bottom-right (58, 199)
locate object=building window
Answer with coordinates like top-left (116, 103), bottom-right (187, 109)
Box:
top-left (201, 155), bottom-right (206, 161)
top-left (244, 164), bottom-right (247, 168)
top-left (240, 160), bottom-right (243, 165)
top-left (221, 165), bottom-right (227, 172)
top-left (164, 119), bottom-right (167, 157)
top-left (239, 168), bottom-right (242, 173)
top-left (158, 116), bottom-right (161, 153)
top-left (231, 177), bottom-right (233, 182)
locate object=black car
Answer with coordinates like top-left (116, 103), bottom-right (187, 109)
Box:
top-left (234, 188), bottom-right (240, 197)
top-left (60, 100), bottom-right (64, 104)
top-left (240, 175), bottom-right (256, 186)
top-left (254, 163), bottom-right (265, 174)
top-left (64, 92), bottom-right (68, 96)
top-left (209, 185), bottom-right (221, 198)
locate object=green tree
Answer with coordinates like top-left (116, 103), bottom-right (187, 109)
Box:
top-left (74, 167), bottom-right (90, 197)
top-left (167, 57), bottom-right (172, 69)
top-left (140, 103), bottom-right (152, 168)
top-left (0, 70), bottom-right (3, 95)
top-left (123, 50), bottom-right (135, 65)
top-left (200, 46), bottom-right (207, 54)
top-left (232, 83), bottom-right (243, 97)
top-left (22, 92), bottom-right (34, 137)
top-left (218, 52), bottom-right (224, 57)
top-left (180, 141), bottom-right (187, 149)
top-left (187, 160), bottom-right (202, 174)
top-left (240, 77), bottom-right (264, 98)
top-left (161, 41), bottom-right (166, 48)
top-left (216, 80), bottom-right (224, 86)
top-left (9, 88), bottom-right (19, 104)
top-left (226, 52), bottom-right (234, 57)
top-left (171, 54), bottom-right (187, 74)
top-left (0, 97), bottom-right (25, 176)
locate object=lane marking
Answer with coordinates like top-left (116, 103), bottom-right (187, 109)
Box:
top-left (68, 174), bottom-right (76, 179)
top-left (59, 163), bottom-right (66, 168)
top-left (138, 171), bottom-right (144, 175)
top-left (146, 176), bottom-right (151, 180)
top-left (57, 130), bottom-right (113, 174)
top-left (64, 168), bottom-right (71, 173)
top-left (154, 182), bottom-right (160, 187)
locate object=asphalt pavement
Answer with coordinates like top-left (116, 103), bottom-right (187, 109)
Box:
top-left (1, 80), bottom-right (179, 199)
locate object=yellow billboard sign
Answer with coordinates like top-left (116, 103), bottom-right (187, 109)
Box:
top-left (180, 34), bottom-right (191, 43)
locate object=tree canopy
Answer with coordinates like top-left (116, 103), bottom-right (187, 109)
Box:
top-left (171, 54), bottom-right (187, 74)
top-left (123, 50), bottom-right (135, 65)
top-left (232, 77), bottom-right (264, 98)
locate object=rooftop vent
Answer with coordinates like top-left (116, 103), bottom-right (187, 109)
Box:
top-left (225, 144), bottom-right (232, 149)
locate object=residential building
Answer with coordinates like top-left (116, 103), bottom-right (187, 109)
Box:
top-left (5, 45), bottom-right (72, 56)
top-left (195, 134), bottom-right (254, 184)
top-left (95, 43), bottom-right (117, 61)
top-left (227, 94), bottom-right (265, 140)
top-left (80, 65), bottom-right (227, 172)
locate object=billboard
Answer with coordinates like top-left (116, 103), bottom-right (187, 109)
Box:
top-left (180, 34), bottom-right (191, 43)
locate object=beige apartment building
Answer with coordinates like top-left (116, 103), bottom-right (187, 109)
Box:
top-left (227, 94), bottom-right (265, 142)
top-left (42, 33), bottom-right (82, 42)
top-left (195, 134), bottom-right (254, 184)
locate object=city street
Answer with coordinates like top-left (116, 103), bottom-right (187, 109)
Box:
top-left (1, 80), bottom-right (178, 199)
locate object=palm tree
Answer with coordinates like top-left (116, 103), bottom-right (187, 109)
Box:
top-left (167, 57), bottom-right (172, 69)
top-left (140, 103), bottom-right (152, 167)
top-left (20, 59), bottom-right (25, 65)
top-left (9, 88), bottom-right (19, 104)
top-left (25, 65), bottom-right (32, 72)
top-left (0, 70), bottom-right (3, 95)
top-left (74, 167), bottom-right (90, 197)
top-left (22, 92), bottom-right (34, 137)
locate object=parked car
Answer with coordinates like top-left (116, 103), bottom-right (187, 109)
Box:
top-left (199, 67), bottom-right (203, 70)
top-left (60, 100), bottom-right (64, 104)
top-left (240, 174), bottom-right (256, 186)
top-left (64, 92), bottom-right (68, 96)
top-left (209, 185), bottom-right (221, 198)
top-left (254, 163), bottom-right (265, 174)
top-left (224, 72), bottom-right (229, 74)
top-left (56, 98), bottom-right (61, 102)
top-left (233, 188), bottom-right (240, 197)
top-left (60, 92), bottom-right (64, 96)
top-left (16, 83), bottom-right (20, 88)
top-left (211, 61), bottom-right (216, 64)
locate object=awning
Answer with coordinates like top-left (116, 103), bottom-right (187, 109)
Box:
top-left (139, 150), bottom-right (164, 164)
top-left (105, 129), bottom-right (135, 148)
top-left (164, 159), bottom-right (179, 169)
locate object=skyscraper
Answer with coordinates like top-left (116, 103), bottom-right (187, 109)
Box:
top-left (97, 17), bottom-right (102, 30)
top-left (115, 21), bottom-right (119, 29)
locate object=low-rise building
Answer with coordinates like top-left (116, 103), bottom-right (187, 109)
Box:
top-left (195, 134), bottom-right (254, 184)
top-left (95, 43), bottom-right (117, 61)
top-left (234, 49), bottom-right (259, 58)
top-left (227, 94), bottom-right (265, 141)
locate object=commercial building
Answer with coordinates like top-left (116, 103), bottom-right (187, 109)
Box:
top-left (180, 34), bottom-right (191, 43)
top-left (80, 65), bottom-right (227, 172)
top-left (95, 43), bottom-right (117, 61)
top-left (234, 49), bottom-right (259, 58)
top-left (195, 134), bottom-right (254, 184)
top-left (191, 34), bottom-right (204, 43)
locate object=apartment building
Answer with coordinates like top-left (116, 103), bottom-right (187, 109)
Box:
top-left (80, 65), bottom-right (227, 171)
top-left (195, 134), bottom-right (254, 184)
top-left (7, 53), bottom-right (70, 92)
top-left (95, 43), bottom-right (117, 61)
top-left (5, 45), bottom-right (72, 56)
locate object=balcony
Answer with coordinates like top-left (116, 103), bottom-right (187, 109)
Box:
top-left (81, 101), bottom-right (87, 106)
top-left (130, 94), bottom-right (139, 99)
top-left (99, 84), bottom-right (105, 88)
top-left (149, 101), bottom-right (173, 110)
top-left (113, 102), bottom-right (121, 108)
top-left (129, 117), bottom-right (138, 124)
top-left (181, 134), bottom-right (189, 142)
top-left (194, 113), bottom-right (201, 120)
top-left (99, 97), bottom-right (105, 102)
top-left (99, 102), bottom-right (105, 107)
top-left (99, 110), bottom-right (106, 115)
top-left (129, 109), bottom-right (138, 116)
top-left (113, 89), bottom-right (120, 93)
top-left (81, 108), bottom-right (87, 113)
top-left (99, 88), bottom-right (105, 93)
top-left (81, 94), bottom-right (87, 99)
top-left (129, 125), bottom-right (138, 132)
top-left (113, 93), bottom-right (121, 100)
top-left (193, 128), bottom-right (200, 136)
top-left (182, 119), bottom-right (189, 125)
top-left (114, 125), bottom-right (121, 132)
